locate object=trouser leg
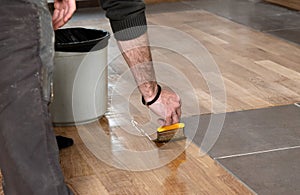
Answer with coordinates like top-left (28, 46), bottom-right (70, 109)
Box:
top-left (0, 1), bottom-right (72, 194)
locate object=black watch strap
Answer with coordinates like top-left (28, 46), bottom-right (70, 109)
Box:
top-left (142, 84), bottom-right (161, 106)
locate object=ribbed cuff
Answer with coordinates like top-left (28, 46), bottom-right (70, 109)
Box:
top-left (110, 12), bottom-right (147, 41)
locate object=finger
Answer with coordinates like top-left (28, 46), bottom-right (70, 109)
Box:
top-left (171, 112), bottom-right (179, 124)
top-left (53, 9), bottom-right (63, 27)
top-left (63, 4), bottom-right (70, 22)
top-left (175, 97), bottom-right (182, 119)
top-left (157, 118), bottom-right (165, 126)
top-left (176, 107), bottom-right (182, 119)
top-left (64, 0), bottom-right (76, 22)
top-left (52, 9), bottom-right (60, 24)
top-left (53, 10), bottom-right (65, 30)
top-left (165, 114), bottom-right (172, 126)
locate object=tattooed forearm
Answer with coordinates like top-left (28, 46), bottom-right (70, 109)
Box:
top-left (117, 33), bottom-right (158, 101)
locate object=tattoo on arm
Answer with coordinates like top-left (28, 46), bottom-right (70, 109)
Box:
top-left (117, 33), bottom-right (158, 100)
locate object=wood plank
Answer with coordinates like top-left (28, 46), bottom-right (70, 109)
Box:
top-left (67, 175), bottom-right (109, 195)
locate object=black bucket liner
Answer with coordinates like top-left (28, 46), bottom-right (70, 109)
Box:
top-left (55, 28), bottom-right (110, 53)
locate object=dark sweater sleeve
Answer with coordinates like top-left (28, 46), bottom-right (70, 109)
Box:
top-left (100, 0), bottom-right (147, 41)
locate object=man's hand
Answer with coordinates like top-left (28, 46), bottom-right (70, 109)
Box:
top-left (52, 0), bottom-right (76, 30)
top-left (147, 86), bottom-right (181, 126)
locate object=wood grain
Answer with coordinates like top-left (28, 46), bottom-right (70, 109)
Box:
top-left (265, 0), bottom-right (300, 11)
top-left (0, 171), bottom-right (3, 195)
top-left (1, 9), bottom-right (300, 195)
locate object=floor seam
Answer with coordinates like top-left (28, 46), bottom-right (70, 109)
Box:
top-left (264, 27), bottom-right (300, 32)
top-left (214, 145), bottom-right (300, 160)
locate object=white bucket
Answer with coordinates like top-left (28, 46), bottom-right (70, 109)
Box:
top-left (49, 28), bottom-right (109, 126)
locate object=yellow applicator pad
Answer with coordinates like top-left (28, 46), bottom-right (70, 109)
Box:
top-left (156, 123), bottom-right (186, 143)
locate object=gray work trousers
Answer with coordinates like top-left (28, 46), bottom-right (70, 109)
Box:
top-left (0, 0), bottom-right (72, 194)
